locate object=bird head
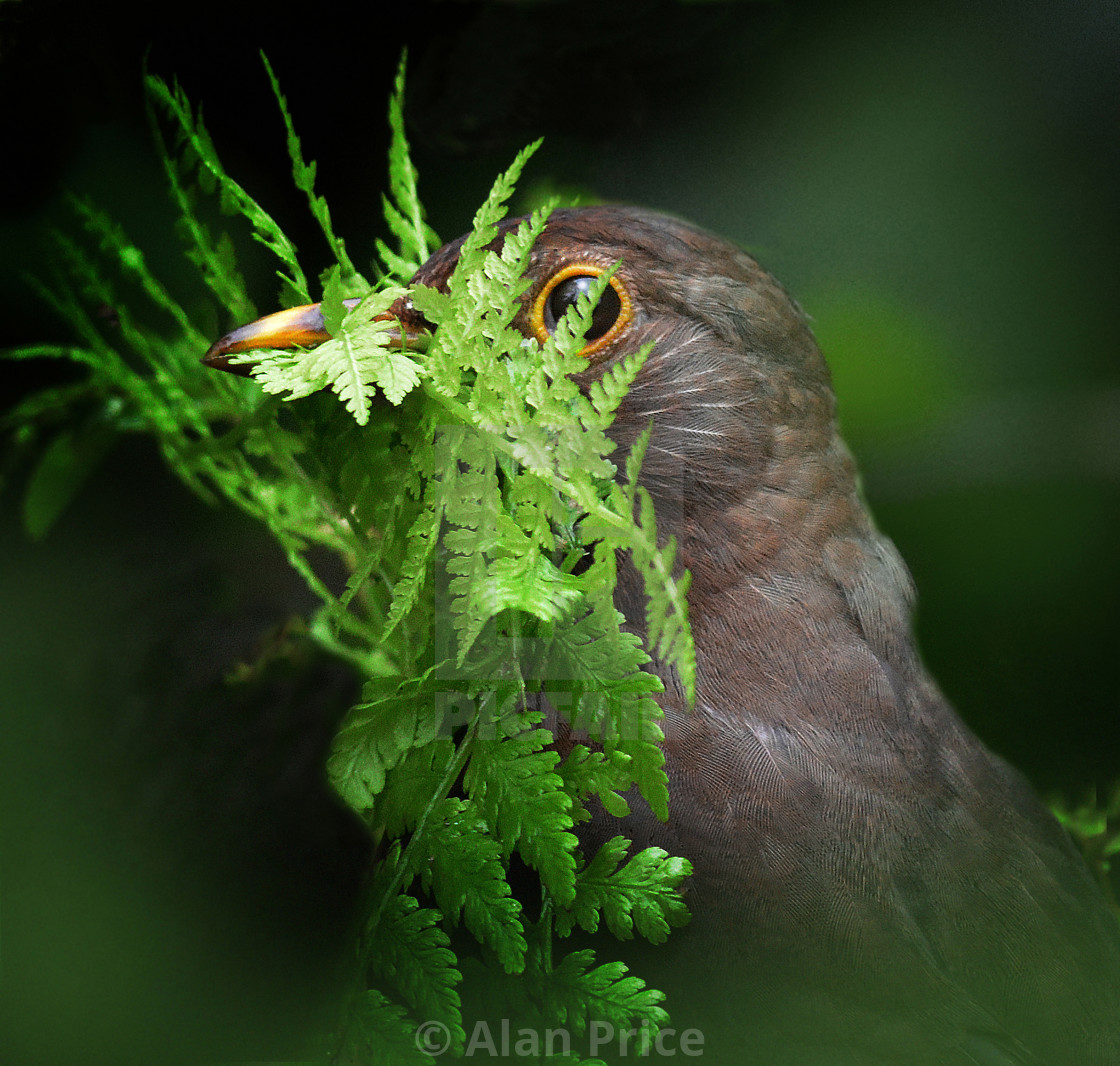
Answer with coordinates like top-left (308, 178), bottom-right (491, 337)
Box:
top-left (205, 206), bottom-right (861, 597)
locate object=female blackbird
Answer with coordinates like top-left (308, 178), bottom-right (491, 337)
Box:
top-left (206, 207), bottom-right (1120, 1064)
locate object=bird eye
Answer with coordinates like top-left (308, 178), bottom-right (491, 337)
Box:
top-left (544, 275), bottom-right (620, 337)
top-left (529, 263), bottom-right (632, 357)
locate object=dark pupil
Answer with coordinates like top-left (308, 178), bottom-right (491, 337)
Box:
top-left (544, 275), bottom-right (622, 341)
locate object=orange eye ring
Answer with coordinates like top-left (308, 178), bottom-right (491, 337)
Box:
top-left (529, 263), bottom-right (633, 358)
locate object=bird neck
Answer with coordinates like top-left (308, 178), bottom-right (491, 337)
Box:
top-left (649, 431), bottom-right (928, 734)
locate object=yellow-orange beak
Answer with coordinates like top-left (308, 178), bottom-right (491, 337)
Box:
top-left (202, 297), bottom-right (429, 374)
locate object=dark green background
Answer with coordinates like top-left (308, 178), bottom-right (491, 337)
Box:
top-left (2, 1), bottom-right (1117, 1062)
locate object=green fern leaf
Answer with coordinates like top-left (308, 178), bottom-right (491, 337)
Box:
top-left (352, 989), bottom-right (436, 1065)
top-left (463, 709), bottom-right (578, 906)
top-left (327, 671), bottom-right (443, 810)
top-left (261, 52), bottom-right (362, 284)
top-left (371, 895), bottom-right (465, 1052)
top-left (547, 949), bottom-right (669, 1038)
top-left (383, 54), bottom-right (439, 276)
top-left (145, 73), bottom-right (310, 304)
top-left (421, 799), bottom-right (528, 973)
top-left (556, 836), bottom-right (691, 944)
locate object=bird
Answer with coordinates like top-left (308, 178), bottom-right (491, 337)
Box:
top-left (205, 206), bottom-right (1120, 1064)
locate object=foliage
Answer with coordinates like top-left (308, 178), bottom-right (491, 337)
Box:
top-left (1051, 786), bottom-right (1120, 913)
top-left (1, 54), bottom-right (695, 1062)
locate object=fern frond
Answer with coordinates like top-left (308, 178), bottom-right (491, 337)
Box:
top-left (261, 52), bottom-right (363, 285)
top-left (547, 949), bottom-right (669, 1039)
top-left (463, 708), bottom-right (579, 906)
top-left (351, 990), bottom-right (435, 1066)
top-left (381, 54), bottom-right (439, 277)
top-left (421, 799), bottom-right (528, 973)
top-left (146, 73), bottom-right (310, 304)
top-left (371, 895), bottom-right (465, 1053)
top-left (6, 57), bottom-right (699, 1066)
top-left (557, 836), bottom-right (692, 944)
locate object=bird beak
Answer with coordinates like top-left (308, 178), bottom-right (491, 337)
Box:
top-left (202, 296), bottom-right (430, 374)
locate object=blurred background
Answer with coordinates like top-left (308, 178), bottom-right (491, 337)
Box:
top-left (2, 0), bottom-right (1117, 1062)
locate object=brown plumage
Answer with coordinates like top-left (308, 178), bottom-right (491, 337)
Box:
top-left (207, 206), bottom-right (1120, 1064)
